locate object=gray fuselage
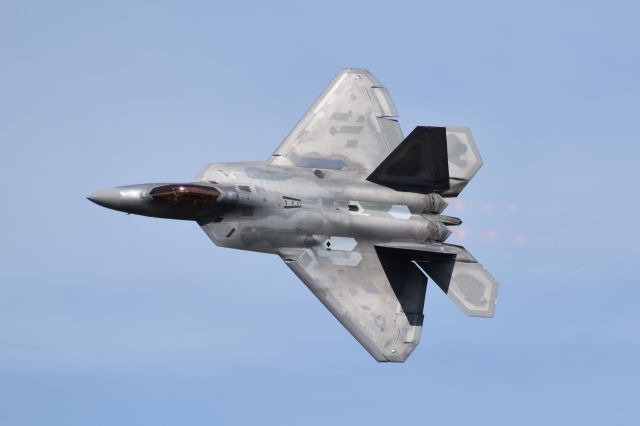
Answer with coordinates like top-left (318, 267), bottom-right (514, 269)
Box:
top-left (88, 161), bottom-right (458, 254)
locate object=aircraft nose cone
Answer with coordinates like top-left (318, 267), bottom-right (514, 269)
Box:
top-left (87, 187), bottom-right (121, 209)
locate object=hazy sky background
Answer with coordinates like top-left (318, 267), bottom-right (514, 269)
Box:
top-left (1, 1), bottom-right (639, 424)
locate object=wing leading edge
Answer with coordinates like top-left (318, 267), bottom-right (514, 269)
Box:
top-left (269, 69), bottom-right (404, 174)
top-left (278, 240), bottom-right (427, 362)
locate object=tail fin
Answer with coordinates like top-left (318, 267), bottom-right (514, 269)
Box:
top-left (367, 126), bottom-right (483, 197)
top-left (377, 242), bottom-right (498, 317)
top-left (441, 127), bottom-right (483, 197)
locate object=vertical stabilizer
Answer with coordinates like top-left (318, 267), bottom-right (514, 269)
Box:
top-left (376, 242), bottom-right (498, 318)
top-left (366, 126), bottom-right (484, 196)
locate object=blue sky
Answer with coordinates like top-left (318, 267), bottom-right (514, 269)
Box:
top-left (1, 0), bottom-right (639, 424)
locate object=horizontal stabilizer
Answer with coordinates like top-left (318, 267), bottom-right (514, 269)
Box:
top-left (441, 127), bottom-right (483, 197)
top-left (376, 242), bottom-right (498, 317)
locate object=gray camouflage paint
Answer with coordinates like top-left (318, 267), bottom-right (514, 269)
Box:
top-left (88, 69), bottom-right (498, 362)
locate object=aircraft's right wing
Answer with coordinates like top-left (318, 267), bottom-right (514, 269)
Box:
top-left (269, 69), bottom-right (404, 174)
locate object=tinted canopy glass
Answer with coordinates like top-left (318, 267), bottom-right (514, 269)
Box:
top-left (149, 184), bottom-right (220, 207)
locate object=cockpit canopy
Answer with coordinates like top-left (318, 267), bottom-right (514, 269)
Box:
top-left (149, 184), bottom-right (220, 207)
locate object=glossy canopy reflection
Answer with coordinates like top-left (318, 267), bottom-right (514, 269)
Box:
top-left (149, 184), bottom-right (220, 207)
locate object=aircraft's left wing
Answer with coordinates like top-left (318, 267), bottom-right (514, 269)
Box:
top-left (277, 239), bottom-right (427, 362)
top-left (269, 69), bottom-right (404, 174)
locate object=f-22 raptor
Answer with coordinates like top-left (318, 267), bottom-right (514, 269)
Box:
top-left (89, 69), bottom-right (498, 362)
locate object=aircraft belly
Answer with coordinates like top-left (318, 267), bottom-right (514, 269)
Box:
top-left (201, 203), bottom-right (448, 255)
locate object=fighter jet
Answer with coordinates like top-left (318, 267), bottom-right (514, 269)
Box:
top-left (88, 69), bottom-right (498, 362)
